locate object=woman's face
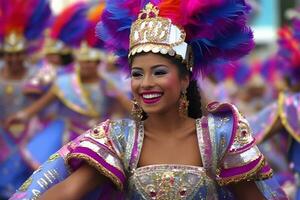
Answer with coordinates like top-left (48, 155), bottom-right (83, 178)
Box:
top-left (46, 53), bottom-right (61, 66)
top-left (4, 51), bottom-right (26, 71)
top-left (131, 53), bottom-right (189, 116)
top-left (79, 60), bottom-right (100, 79)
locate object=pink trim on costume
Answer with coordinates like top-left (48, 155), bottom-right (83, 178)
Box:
top-left (228, 139), bottom-right (256, 154)
top-left (69, 146), bottom-right (126, 186)
top-left (58, 145), bottom-right (71, 157)
top-left (200, 117), bottom-right (213, 170)
top-left (83, 136), bottom-right (119, 156)
top-left (9, 192), bottom-right (27, 200)
top-left (259, 162), bottom-right (272, 174)
top-left (219, 155), bottom-right (263, 178)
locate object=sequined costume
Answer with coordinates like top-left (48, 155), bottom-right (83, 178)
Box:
top-left (0, 64), bottom-right (130, 198)
top-left (22, 69), bottom-right (113, 167)
top-left (0, 63), bottom-right (45, 198)
top-left (0, 67), bottom-right (36, 147)
top-left (23, 60), bottom-right (74, 96)
top-left (10, 102), bottom-right (287, 200)
top-left (249, 92), bottom-right (300, 198)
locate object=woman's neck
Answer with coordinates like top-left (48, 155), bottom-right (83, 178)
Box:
top-left (81, 75), bottom-right (100, 83)
top-left (144, 110), bottom-right (195, 136)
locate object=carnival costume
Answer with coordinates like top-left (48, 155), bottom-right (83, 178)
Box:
top-left (2, 1), bottom-right (130, 183)
top-left (249, 15), bottom-right (300, 199)
top-left (11, 0), bottom-right (287, 199)
top-left (0, 0), bottom-right (52, 198)
top-left (23, 3), bottom-right (89, 96)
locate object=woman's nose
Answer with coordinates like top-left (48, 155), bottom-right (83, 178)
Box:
top-left (141, 74), bottom-right (155, 88)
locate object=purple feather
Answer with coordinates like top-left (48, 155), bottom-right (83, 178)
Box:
top-left (96, 0), bottom-right (254, 75)
top-left (25, 0), bottom-right (52, 40)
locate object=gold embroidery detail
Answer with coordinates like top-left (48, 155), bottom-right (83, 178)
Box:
top-left (236, 120), bottom-right (251, 144)
top-left (128, 3), bottom-right (188, 65)
top-left (129, 3), bottom-right (185, 49)
top-left (47, 153), bottom-right (60, 162)
top-left (220, 135), bottom-right (226, 149)
top-left (66, 153), bottom-right (124, 191)
top-left (217, 157), bottom-right (266, 186)
top-left (131, 165), bottom-right (209, 199)
top-left (19, 176), bottom-right (33, 192)
top-left (90, 125), bottom-right (106, 139)
top-left (278, 92), bottom-right (300, 143)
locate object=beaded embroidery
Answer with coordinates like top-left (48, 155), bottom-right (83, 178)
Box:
top-left (129, 165), bottom-right (214, 200)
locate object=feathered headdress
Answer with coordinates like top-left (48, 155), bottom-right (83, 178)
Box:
top-left (96, 0), bottom-right (254, 77)
top-left (75, 2), bottom-right (106, 61)
top-left (277, 22), bottom-right (300, 86)
top-left (0, 2), bottom-right (4, 48)
top-left (86, 2), bottom-right (105, 48)
top-left (260, 56), bottom-right (282, 85)
top-left (232, 61), bottom-right (252, 86)
top-left (44, 2), bottom-right (88, 54)
top-left (1, 0), bottom-right (51, 52)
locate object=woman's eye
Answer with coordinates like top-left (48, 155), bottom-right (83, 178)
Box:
top-left (131, 71), bottom-right (143, 78)
top-left (153, 69), bottom-right (167, 76)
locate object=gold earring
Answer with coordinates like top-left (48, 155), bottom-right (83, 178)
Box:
top-left (131, 99), bottom-right (143, 121)
top-left (179, 90), bottom-right (189, 117)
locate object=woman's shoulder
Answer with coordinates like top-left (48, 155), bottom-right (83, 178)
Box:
top-left (201, 102), bottom-right (272, 185)
top-left (200, 101), bottom-right (255, 164)
top-left (79, 118), bottom-right (136, 141)
top-left (76, 118), bottom-right (137, 154)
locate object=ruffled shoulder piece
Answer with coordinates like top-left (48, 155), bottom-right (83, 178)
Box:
top-left (279, 92), bottom-right (300, 142)
top-left (53, 70), bottom-right (99, 117)
top-left (10, 119), bottom-right (134, 199)
top-left (204, 102), bottom-right (272, 185)
top-left (66, 119), bottom-right (137, 191)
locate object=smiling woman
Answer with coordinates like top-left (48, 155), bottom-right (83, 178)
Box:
top-left (10, 0), bottom-right (288, 200)
top-left (131, 53), bottom-right (190, 117)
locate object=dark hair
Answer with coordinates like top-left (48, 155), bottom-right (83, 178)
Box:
top-left (60, 53), bottom-right (74, 66)
top-left (165, 54), bottom-right (202, 119)
top-left (130, 52), bottom-right (203, 119)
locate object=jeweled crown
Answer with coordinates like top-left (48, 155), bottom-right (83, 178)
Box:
top-left (129, 3), bottom-right (188, 62)
top-left (43, 30), bottom-right (72, 55)
top-left (3, 32), bottom-right (26, 53)
top-left (75, 41), bottom-right (105, 61)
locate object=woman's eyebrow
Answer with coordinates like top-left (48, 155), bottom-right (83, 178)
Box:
top-left (131, 66), bottom-right (143, 70)
top-left (132, 64), bottom-right (166, 69)
top-left (151, 64), bottom-right (167, 69)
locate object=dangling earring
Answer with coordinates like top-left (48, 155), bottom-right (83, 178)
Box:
top-left (131, 99), bottom-right (143, 121)
top-left (179, 90), bottom-right (189, 117)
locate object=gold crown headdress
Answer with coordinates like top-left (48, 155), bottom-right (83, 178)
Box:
top-left (43, 37), bottom-right (72, 55)
top-left (129, 3), bottom-right (188, 62)
top-left (75, 41), bottom-right (105, 61)
top-left (3, 32), bottom-right (26, 53)
top-left (97, 0), bottom-right (254, 75)
top-left (2, 0), bottom-right (52, 53)
top-left (43, 3), bottom-right (88, 55)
